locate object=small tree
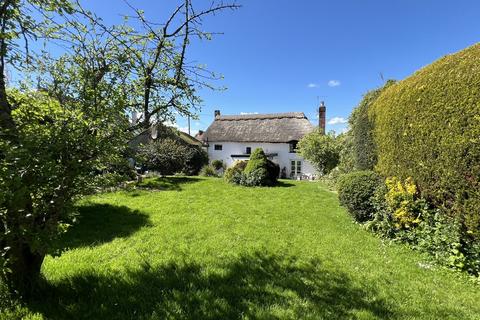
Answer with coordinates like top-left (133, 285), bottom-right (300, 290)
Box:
top-left (297, 130), bottom-right (341, 175)
top-left (0, 0), bottom-right (236, 295)
top-left (1, 90), bottom-right (128, 295)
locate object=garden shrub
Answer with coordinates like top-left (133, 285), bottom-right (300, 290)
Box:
top-left (337, 170), bottom-right (382, 222)
top-left (226, 148), bottom-right (279, 186)
top-left (241, 167), bottom-right (269, 187)
top-left (243, 148), bottom-right (279, 186)
top-left (211, 159), bottom-right (224, 171)
top-left (366, 176), bottom-right (480, 275)
top-left (224, 160), bottom-right (248, 183)
top-left (369, 43), bottom-right (480, 239)
top-left (244, 148), bottom-right (268, 175)
top-left (136, 138), bottom-right (208, 176)
top-left (367, 177), bottom-right (427, 233)
top-left (384, 177), bottom-right (424, 229)
top-left (199, 165), bottom-right (218, 177)
top-left (265, 159), bottom-right (280, 184)
top-left (184, 147), bottom-right (209, 176)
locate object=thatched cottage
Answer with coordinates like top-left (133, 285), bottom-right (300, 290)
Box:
top-left (197, 103), bottom-right (326, 178)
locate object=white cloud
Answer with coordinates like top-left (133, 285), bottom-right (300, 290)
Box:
top-left (240, 112), bottom-right (259, 115)
top-left (328, 80), bottom-right (341, 87)
top-left (328, 117), bottom-right (348, 125)
top-left (307, 83), bottom-right (318, 88)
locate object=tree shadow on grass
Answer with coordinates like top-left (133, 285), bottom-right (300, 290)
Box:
top-left (273, 180), bottom-right (296, 188)
top-left (31, 251), bottom-right (398, 320)
top-left (56, 203), bottom-right (151, 250)
top-left (137, 176), bottom-right (202, 191)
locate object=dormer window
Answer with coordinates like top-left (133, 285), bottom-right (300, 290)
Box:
top-left (289, 141), bottom-right (298, 153)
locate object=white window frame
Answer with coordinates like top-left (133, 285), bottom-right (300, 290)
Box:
top-left (290, 160), bottom-right (302, 177)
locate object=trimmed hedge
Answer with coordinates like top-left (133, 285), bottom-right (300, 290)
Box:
top-left (337, 171), bottom-right (382, 222)
top-left (369, 43), bottom-right (480, 237)
top-left (349, 80), bottom-right (395, 170)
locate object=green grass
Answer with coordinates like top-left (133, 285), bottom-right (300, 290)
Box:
top-left (8, 177), bottom-right (480, 319)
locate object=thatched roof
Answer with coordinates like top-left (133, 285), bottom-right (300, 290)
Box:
top-left (201, 112), bottom-right (314, 143)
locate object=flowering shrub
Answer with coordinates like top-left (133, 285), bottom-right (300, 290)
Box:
top-left (367, 176), bottom-right (480, 276)
top-left (385, 177), bottom-right (423, 229)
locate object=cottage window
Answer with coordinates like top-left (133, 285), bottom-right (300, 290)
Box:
top-left (214, 144), bottom-right (223, 151)
top-left (246, 147), bottom-right (251, 154)
top-left (289, 141), bottom-right (298, 153)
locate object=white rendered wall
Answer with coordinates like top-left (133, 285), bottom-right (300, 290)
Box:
top-left (207, 141), bottom-right (316, 177)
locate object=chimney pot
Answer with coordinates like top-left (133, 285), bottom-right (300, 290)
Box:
top-left (319, 102), bottom-right (326, 135)
top-left (214, 110), bottom-right (221, 118)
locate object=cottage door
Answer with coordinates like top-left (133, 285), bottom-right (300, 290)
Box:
top-left (290, 160), bottom-right (302, 177)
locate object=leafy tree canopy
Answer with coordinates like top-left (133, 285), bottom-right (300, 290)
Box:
top-left (297, 131), bottom-right (342, 175)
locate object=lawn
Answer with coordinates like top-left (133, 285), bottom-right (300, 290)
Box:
top-left (9, 177), bottom-right (480, 319)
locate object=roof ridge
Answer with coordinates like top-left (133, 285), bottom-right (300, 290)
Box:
top-left (216, 112), bottom-right (307, 121)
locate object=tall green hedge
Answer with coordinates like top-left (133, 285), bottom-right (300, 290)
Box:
top-left (369, 43), bottom-right (480, 236)
top-left (349, 80), bottom-right (395, 171)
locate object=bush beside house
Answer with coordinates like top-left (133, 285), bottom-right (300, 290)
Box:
top-left (225, 148), bottom-right (279, 186)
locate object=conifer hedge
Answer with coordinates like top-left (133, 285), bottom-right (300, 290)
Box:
top-left (349, 80), bottom-right (395, 171)
top-left (369, 43), bottom-right (480, 237)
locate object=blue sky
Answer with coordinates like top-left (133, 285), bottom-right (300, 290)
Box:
top-left (76, 1), bottom-right (480, 133)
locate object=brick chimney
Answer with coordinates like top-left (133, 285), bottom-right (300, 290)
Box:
top-left (319, 101), bottom-right (326, 134)
top-left (214, 110), bottom-right (221, 118)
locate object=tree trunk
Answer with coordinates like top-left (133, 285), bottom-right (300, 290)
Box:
top-left (5, 242), bottom-right (45, 297)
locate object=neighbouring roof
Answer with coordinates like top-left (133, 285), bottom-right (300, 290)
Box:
top-left (201, 112), bottom-right (314, 143)
top-left (129, 124), bottom-right (203, 149)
